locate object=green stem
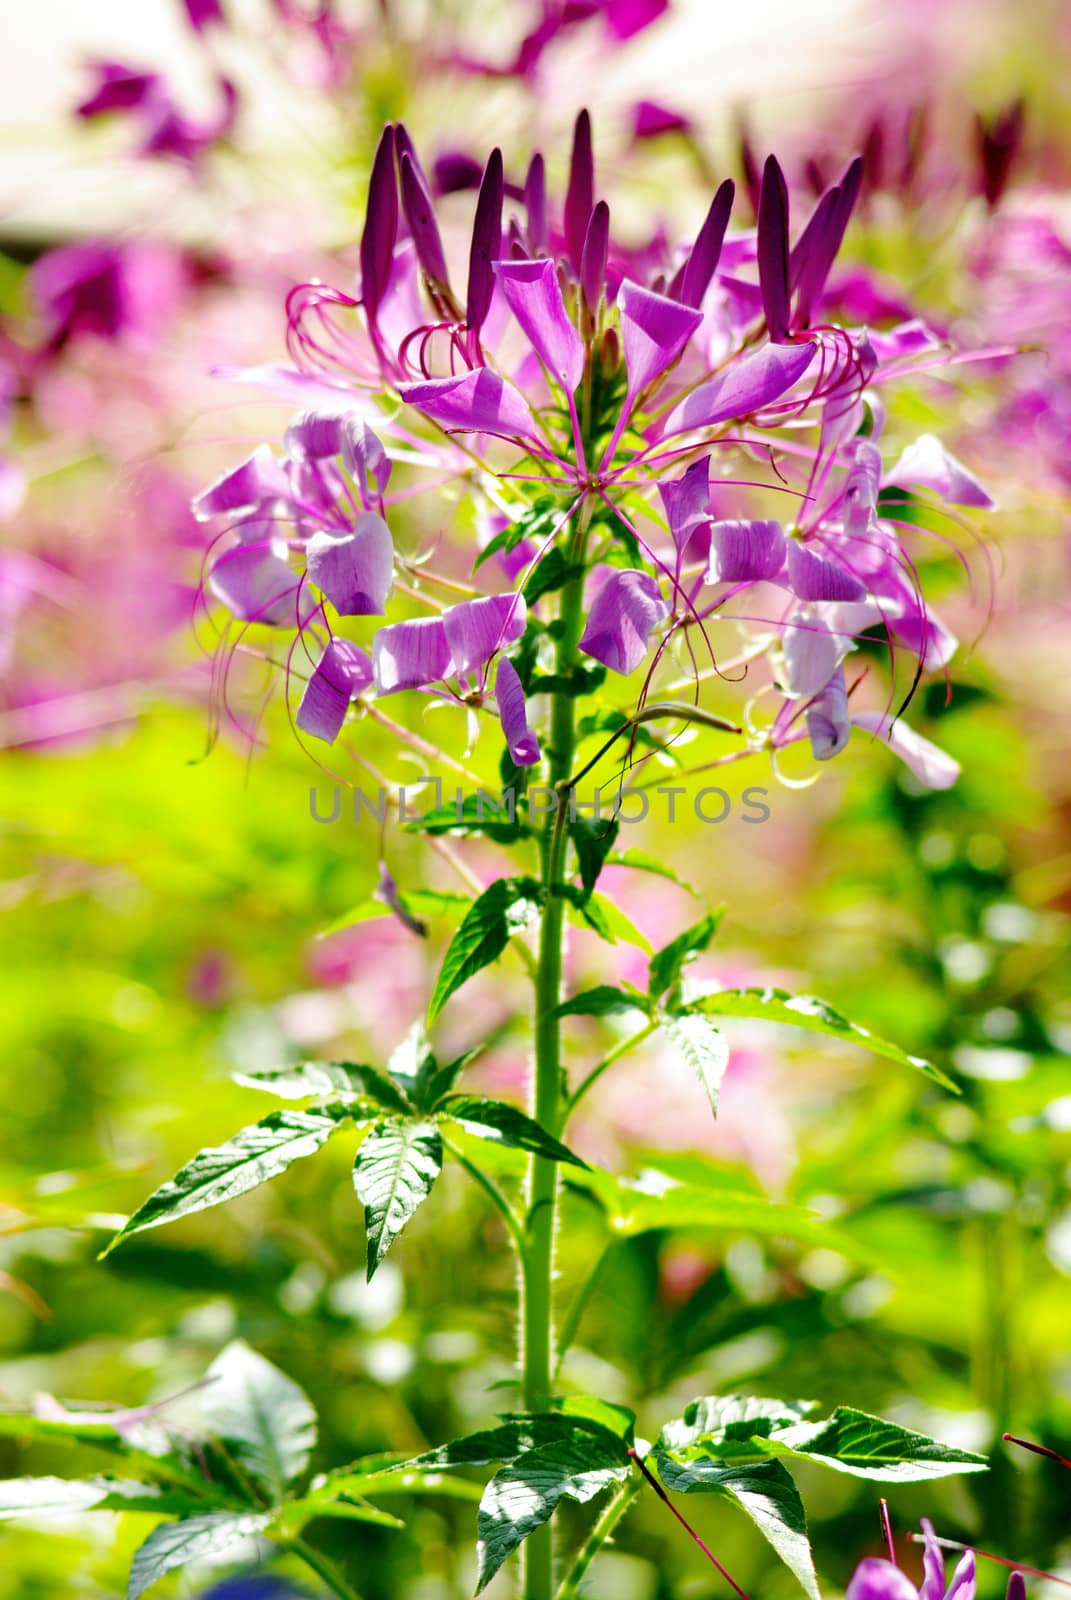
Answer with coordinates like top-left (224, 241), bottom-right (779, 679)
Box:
top-left (554, 1240), bottom-right (615, 1379)
top-left (556, 1475), bottom-right (641, 1600)
top-left (292, 1536), bottom-right (365, 1600)
top-left (565, 1022), bottom-right (657, 1121)
top-left (522, 511), bottom-right (590, 1600)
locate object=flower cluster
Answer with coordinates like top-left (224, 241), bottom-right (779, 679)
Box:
top-left (195, 112), bottom-right (992, 788)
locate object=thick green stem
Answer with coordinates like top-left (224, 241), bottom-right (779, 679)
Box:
top-left (522, 531), bottom-right (589, 1600)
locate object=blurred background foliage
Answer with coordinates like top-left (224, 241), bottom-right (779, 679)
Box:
top-left (1, 1), bottom-right (1070, 1596)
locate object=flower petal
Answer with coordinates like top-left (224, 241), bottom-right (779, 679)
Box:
top-left (443, 593), bottom-right (527, 677)
top-left (707, 518), bottom-right (786, 583)
top-left (342, 420), bottom-right (392, 501)
top-left (782, 610), bottom-right (843, 697)
top-left (659, 457), bottom-right (712, 565)
top-left (806, 667), bottom-right (850, 760)
top-left (193, 446), bottom-right (287, 519)
top-left (663, 340), bottom-right (816, 434)
top-left (842, 438), bottom-right (883, 536)
top-left (284, 411), bottom-right (344, 460)
top-left (846, 1559), bottom-right (920, 1600)
top-left (788, 540), bottom-right (867, 602)
top-left (495, 656), bottom-right (541, 765)
top-left (886, 434), bottom-right (995, 508)
top-left (306, 513), bottom-right (393, 616)
top-left (208, 545), bottom-right (302, 626)
top-left (373, 616), bottom-right (453, 693)
top-left (851, 711), bottom-right (961, 790)
top-left (579, 568), bottom-right (669, 676)
top-left (399, 370), bottom-right (540, 441)
top-left (618, 280), bottom-right (703, 400)
top-left (296, 637), bottom-right (373, 744)
top-left (496, 258), bottom-right (584, 391)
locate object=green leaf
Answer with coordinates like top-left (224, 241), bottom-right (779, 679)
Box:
top-left (659, 1395), bottom-right (817, 1455)
top-left (686, 988), bottom-right (956, 1089)
top-left (557, 1396), bottom-right (636, 1444)
top-left (232, 1061), bottom-right (379, 1106)
top-left (0, 1476), bottom-right (177, 1520)
top-left (658, 1012), bottom-right (730, 1116)
top-left (524, 549), bottom-right (585, 604)
top-left (756, 1407), bottom-right (989, 1482)
top-left (405, 795), bottom-right (531, 845)
top-left (353, 1120), bottom-right (443, 1278)
top-left (0, 1405), bottom-right (212, 1492)
top-left (475, 495), bottom-right (560, 569)
top-left (554, 985), bottom-right (649, 1020)
top-left (656, 1456), bottom-right (820, 1600)
top-left (428, 878), bottom-right (544, 1022)
top-left (302, 1467), bottom-right (482, 1509)
top-left (319, 887), bottom-right (473, 937)
top-left (476, 1437), bottom-right (631, 1592)
top-left (385, 1021), bottom-right (437, 1100)
top-left (606, 848), bottom-right (699, 896)
top-left (127, 1511), bottom-right (273, 1599)
top-left (202, 1341), bottom-right (317, 1502)
top-left (277, 1492), bottom-right (405, 1530)
top-left (393, 1413), bottom-right (615, 1472)
top-left (438, 1095), bottom-right (589, 1167)
top-left (569, 891), bottom-right (652, 951)
top-left (103, 1107), bottom-right (350, 1253)
top-left (569, 816), bottom-right (619, 898)
top-left (648, 911), bottom-right (724, 1000)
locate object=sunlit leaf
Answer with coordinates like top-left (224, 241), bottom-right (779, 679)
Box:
top-left (353, 1120), bottom-right (443, 1278)
top-left (202, 1341), bottom-right (317, 1501)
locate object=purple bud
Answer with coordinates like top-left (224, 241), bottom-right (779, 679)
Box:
top-left (296, 636), bottom-right (373, 744)
top-left (394, 123), bottom-right (431, 196)
top-left (977, 99), bottom-right (1025, 209)
top-left (466, 147), bottom-right (504, 341)
top-left (360, 124), bottom-right (398, 321)
top-left (564, 109), bottom-right (595, 274)
top-left (794, 156), bottom-right (863, 325)
top-left (1005, 1574), bottom-right (1027, 1600)
top-left (495, 656), bottom-right (540, 765)
top-left (524, 152), bottom-right (548, 254)
top-left (375, 861), bottom-right (427, 936)
top-left (579, 199), bottom-right (610, 312)
top-left (306, 513), bottom-right (394, 616)
top-left (400, 151), bottom-right (450, 287)
top-left (677, 178), bottom-right (734, 309)
top-left (757, 154), bottom-right (791, 342)
top-left (432, 149), bottom-right (483, 196)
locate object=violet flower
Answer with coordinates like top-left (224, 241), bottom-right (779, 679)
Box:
top-left (193, 110), bottom-right (982, 784)
top-left (847, 1520), bottom-right (975, 1600)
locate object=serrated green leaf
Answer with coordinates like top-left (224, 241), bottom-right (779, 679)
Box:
top-left (127, 1511), bottom-right (273, 1599)
top-left (0, 1476), bottom-right (173, 1520)
top-left (353, 1120), bottom-right (442, 1278)
top-left (570, 891), bottom-right (652, 951)
top-left (202, 1341), bottom-right (317, 1502)
top-left (686, 988), bottom-right (956, 1089)
top-left (405, 796), bottom-right (531, 844)
top-left (648, 911), bottom-right (724, 1000)
top-left (103, 1107), bottom-right (350, 1253)
top-left (558, 1397), bottom-right (636, 1443)
top-left (476, 1436), bottom-right (631, 1591)
top-left (659, 1395), bottom-right (817, 1456)
top-left (428, 878), bottom-right (544, 1022)
top-left (656, 1456), bottom-right (819, 1600)
top-left (569, 816), bottom-right (620, 898)
top-left (438, 1095), bottom-right (588, 1167)
top-left (232, 1061), bottom-right (377, 1106)
top-left (386, 1022), bottom-right (437, 1100)
top-left (391, 1413), bottom-right (615, 1473)
top-left (755, 1407), bottom-right (988, 1481)
top-left (659, 1012), bottom-right (730, 1116)
top-left (554, 985), bottom-right (649, 1019)
top-left (606, 848), bottom-right (699, 896)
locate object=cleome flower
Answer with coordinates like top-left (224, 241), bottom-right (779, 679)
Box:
top-left (194, 112), bottom-right (992, 788)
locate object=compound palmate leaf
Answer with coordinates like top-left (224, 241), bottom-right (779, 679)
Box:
top-left (104, 1107), bottom-right (350, 1253)
top-left (128, 1511), bottom-right (274, 1599)
top-left (428, 878), bottom-right (544, 1022)
top-left (353, 1120), bottom-right (443, 1278)
top-left (655, 1455), bottom-right (819, 1600)
top-left (476, 1436), bottom-right (631, 1592)
top-left (202, 1341), bottom-right (317, 1503)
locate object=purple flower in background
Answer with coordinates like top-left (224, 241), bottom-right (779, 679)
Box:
top-left (76, 59), bottom-right (237, 164)
top-left (30, 240), bottom-right (188, 350)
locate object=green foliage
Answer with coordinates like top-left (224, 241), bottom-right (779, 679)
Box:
top-left (428, 877), bottom-right (545, 1021)
top-left (353, 1120), bottom-right (444, 1280)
